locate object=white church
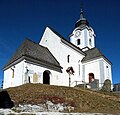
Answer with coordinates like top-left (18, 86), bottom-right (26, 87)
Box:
top-left (3, 10), bottom-right (112, 89)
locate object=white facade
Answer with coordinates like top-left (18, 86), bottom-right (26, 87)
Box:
top-left (3, 61), bottom-right (24, 88)
top-left (40, 26), bottom-right (112, 87)
top-left (3, 10), bottom-right (112, 89)
top-left (40, 27), bottom-right (85, 87)
top-left (82, 58), bottom-right (112, 85)
top-left (70, 27), bottom-right (95, 50)
top-left (3, 59), bottom-right (62, 89)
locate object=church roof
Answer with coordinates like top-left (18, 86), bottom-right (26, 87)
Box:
top-left (75, 9), bottom-right (89, 28)
top-left (82, 48), bottom-right (112, 65)
top-left (3, 39), bottom-right (62, 72)
top-left (48, 26), bottom-right (86, 56)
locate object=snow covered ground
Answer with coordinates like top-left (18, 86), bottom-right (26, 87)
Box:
top-left (0, 109), bottom-right (113, 115)
top-left (0, 101), bottom-right (113, 115)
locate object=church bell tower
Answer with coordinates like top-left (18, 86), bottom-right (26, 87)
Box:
top-left (70, 9), bottom-right (95, 51)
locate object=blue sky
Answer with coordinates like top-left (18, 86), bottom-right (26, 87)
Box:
top-left (0, 0), bottom-right (120, 86)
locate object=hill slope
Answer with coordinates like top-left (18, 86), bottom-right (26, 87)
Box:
top-left (4, 83), bottom-right (120, 114)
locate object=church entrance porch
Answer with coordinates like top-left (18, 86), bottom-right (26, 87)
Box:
top-left (43, 70), bottom-right (51, 84)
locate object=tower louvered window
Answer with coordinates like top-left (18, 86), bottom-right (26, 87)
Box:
top-left (77, 39), bottom-right (80, 45)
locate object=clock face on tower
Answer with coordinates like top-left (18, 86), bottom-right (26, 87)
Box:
top-left (75, 30), bottom-right (81, 37)
top-left (89, 30), bottom-right (92, 37)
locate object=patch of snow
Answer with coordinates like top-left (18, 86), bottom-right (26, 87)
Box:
top-left (0, 109), bottom-right (17, 115)
top-left (12, 101), bottom-right (74, 113)
top-left (0, 101), bottom-right (113, 115)
top-left (36, 113), bottom-right (113, 115)
top-left (0, 109), bottom-right (113, 115)
top-left (46, 101), bottom-right (74, 112)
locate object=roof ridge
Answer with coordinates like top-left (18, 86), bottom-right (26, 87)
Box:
top-left (45, 47), bottom-right (61, 66)
top-left (97, 48), bottom-right (104, 55)
top-left (23, 38), bottom-right (49, 50)
top-left (82, 47), bottom-right (111, 65)
top-left (3, 38), bottom-right (62, 71)
top-left (47, 26), bottom-right (66, 40)
top-left (47, 26), bottom-right (85, 55)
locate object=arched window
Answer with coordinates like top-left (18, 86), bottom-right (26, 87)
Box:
top-left (67, 55), bottom-right (70, 63)
top-left (106, 66), bottom-right (109, 78)
top-left (77, 39), bottom-right (81, 45)
top-left (11, 68), bottom-right (14, 78)
top-left (89, 39), bottom-right (92, 46)
top-left (28, 76), bottom-right (31, 83)
top-left (11, 66), bottom-right (15, 78)
top-left (78, 60), bottom-right (81, 76)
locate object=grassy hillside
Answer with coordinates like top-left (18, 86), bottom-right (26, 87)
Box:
top-left (4, 83), bottom-right (120, 114)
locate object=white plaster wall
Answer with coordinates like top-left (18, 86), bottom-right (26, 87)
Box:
top-left (70, 27), bottom-right (95, 50)
top-left (82, 59), bottom-right (100, 83)
top-left (82, 58), bottom-right (112, 86)
top-left (40, 27), bottom-right (85, 87)
top-left (3, 60), bottom-right (25, 89)
top-left (102, 59), bottom-right (112, 83)
top-left (70, 30), bottom-right (85, 49)
top-left (3, 27), bottom-right (112, 88)
top-left (23, 61), bottom-right (62, 86)
top-left (3, 59), bottom-right (63, 89)
top-left (3, 69), bottom-right (12, 89)
top-left (60, 43), bottom-right (84, 87)
top-left (13, 61), bottom-right (25, 86)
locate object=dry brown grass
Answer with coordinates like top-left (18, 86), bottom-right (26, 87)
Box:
top-left (4, 83), bottom-right (120, 114)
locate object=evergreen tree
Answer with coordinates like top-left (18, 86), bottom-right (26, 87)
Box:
top-left (1, 80), bottom-right (3, 89)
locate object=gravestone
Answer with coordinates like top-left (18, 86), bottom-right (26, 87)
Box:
top-left (90, 79), bottom-right (99, 89)
top-left (101, 79), bottom-right (111, 92)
